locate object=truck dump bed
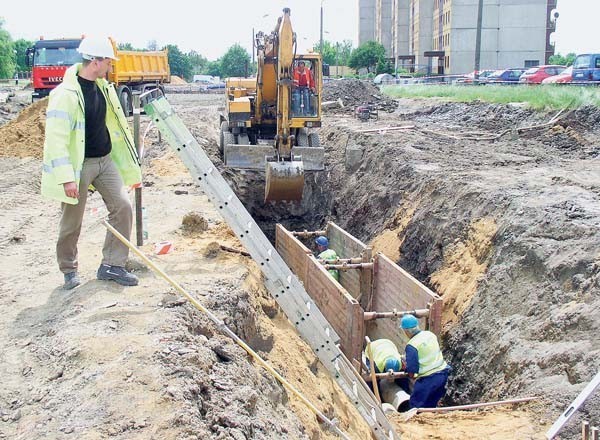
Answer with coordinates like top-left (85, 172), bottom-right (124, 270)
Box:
top-left (109, 49), bottom-right (170, 85)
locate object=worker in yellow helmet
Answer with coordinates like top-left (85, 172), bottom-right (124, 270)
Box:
top-left (365, 338), bottom-right (403, 374)
top-left (41, 36), bottom-right (141, 290)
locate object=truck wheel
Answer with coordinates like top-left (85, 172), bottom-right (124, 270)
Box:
top-left (308, 132), bottom-right (321, 147)
top-left (220, 120), bottom-right (229, 133)
top-left (119, 88), bottom-right (131, 116)
top-left (296, 128), bottom-right (309, 146)
top-left (222, 131), bottom-right (235, 155)
top-left (238, 133), bottom-right (250, 145)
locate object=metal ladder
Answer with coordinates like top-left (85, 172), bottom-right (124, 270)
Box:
top-left (144, 96), bottom-right (398, 440)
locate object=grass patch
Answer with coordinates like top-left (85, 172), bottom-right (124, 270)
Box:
top-left (381, 84), bottom-right (600, 110)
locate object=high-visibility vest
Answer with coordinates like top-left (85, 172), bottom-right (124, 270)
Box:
top-left (293, 68), bottom-right (314, 88)
top-left (407, 330), bottom-right (447, 377)
top-left (318, 248), bottom-right (339, 281)
top-left (41, 63), bottom-right (141, 205)
top-left (367, 339), bottom-right (401, 373)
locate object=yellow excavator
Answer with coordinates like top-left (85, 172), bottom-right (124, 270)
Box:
top-left (219, 8), bottom-right (326, 202)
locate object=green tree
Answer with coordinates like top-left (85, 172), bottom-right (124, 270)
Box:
top-left (348, 41), bottom-right (385, 73)
top-left (314, 40), bottom-right (337, 65)
top-left (0, 18), bottom-right (15, 78)
top-left (313, 40), bottom-right (353, 66)
top-left (548, 52), bottom-right (577, 67)
top-left (376, 58), bottom-right (393, 74)
top-left (12, 38), bottom-right (33, 72)
top-left (188, 50), bottom-right (207, 75)
top-left (220, 44), bottom-right (251, 78)
top-left (164, 44), bottom-right (193, 80)
top-left (147, 39), bottom-right (158, 51)
top-left (118, 42), bottom-right (135, 51)
top-left (204, 60), bottom-right (222, 77)
top-left (335, 40), bottom-right (354, 66)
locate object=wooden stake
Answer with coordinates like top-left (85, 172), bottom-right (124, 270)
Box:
top-left (582, 421), bottom-right (590, 440)
top-left (365, 336), bottom-right (382, 404)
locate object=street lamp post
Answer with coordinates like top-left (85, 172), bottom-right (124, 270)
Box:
top-left (320, 1), bottom-right (324, 55)
top-left (474, 0), bottom-right (484, 82)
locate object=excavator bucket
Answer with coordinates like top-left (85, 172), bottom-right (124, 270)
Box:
top-left (265, 159), bottom-right (304, 201)
top-left (225, 144), bottom-right (325, 171)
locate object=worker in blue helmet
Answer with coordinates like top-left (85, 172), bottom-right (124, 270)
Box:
top-left (400, 314), bottom-right (451, 408)
top-left (315, 236), bottom-right (340, 281)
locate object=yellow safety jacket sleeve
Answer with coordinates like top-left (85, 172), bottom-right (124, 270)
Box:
top-left (43, 91), bottom-right (80, 185)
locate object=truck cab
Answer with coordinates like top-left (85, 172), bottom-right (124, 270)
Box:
top-left (572, 53), bottom-right (600, 83)
top-left (26, 38), bottom-right (83, 100)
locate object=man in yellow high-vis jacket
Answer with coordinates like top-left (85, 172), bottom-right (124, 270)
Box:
top-left (41, 36), bottom-right (141, 290)
top-left (315, 236), bottom-right (340, 281)
top-left (400, 314), bottom-right (451, 408)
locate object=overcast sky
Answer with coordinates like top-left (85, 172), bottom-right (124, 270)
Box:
top-left (1, 0), bottom-right (595, 60)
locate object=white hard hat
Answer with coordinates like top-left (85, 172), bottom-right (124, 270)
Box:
top-left (77, 36), bottom-right (118, 60)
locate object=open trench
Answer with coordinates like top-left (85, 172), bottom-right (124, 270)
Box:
top-left (211, 99), bottom-right (600, 438)
top-left (3, 88), bottom-right (597, 439)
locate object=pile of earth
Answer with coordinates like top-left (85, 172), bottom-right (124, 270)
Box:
top-left (0, 90), bottom-right (31, 127)
top-left (170, 75), bottom-right (188, 85)
top-left (322, 78), bottom-right (397, 114)
top-left (0, 98), bottom-right (48, 159)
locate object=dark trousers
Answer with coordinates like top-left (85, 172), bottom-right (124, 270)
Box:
top-left (409, 368), bottom-right (450, 408)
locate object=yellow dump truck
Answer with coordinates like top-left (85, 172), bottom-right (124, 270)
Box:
top-left (108, 39), bottom-right (170, 114)
top-left (27, 37), bottom-right (170, 112)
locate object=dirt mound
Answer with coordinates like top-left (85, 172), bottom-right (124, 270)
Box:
top-left (392, 407), bottom-right (545, 439)
top-left (170, 75), bottom-right (187, 85)
top-left (323, 79), bottom-right (397, 114)
top-left (0, 98), bottom-right (47, 159)
top-left (181, 212), bottom-right (209, 234)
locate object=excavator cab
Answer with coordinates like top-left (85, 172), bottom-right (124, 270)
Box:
top-left (220, 8), bottom-right (325, 202)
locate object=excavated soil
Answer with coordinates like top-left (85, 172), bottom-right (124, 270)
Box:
top-left (195, 86), bottom-right (598, 438)
top-left (1, 84), bottom-right (599, 439)
top-left (0, 91), bottom-right (371, 440)
top-left (0, 97), bottom-right (47, 159)
top-left (322, 78), bottom-right (397, 114)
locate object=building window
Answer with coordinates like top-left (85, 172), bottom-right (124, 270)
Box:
top-left (524, 60), bottom-right (540, 67)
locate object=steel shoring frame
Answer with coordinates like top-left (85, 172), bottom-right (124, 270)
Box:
top-left (144, 96), bottom-right (398, 440)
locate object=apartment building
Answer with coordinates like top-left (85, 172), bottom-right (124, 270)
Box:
top-left (359, 0), bottom-right (558, 74)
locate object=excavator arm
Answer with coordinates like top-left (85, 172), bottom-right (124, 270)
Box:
top-left (222, 8), bottom-right (325, 202)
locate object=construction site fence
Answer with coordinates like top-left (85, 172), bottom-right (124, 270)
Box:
top-left (378, 75), bottom-right (600, 87)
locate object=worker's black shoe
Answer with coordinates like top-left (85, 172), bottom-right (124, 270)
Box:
top-left (63, 272), bottom-right (81, 290)
top-left (97, 264), bottom-right (139, 286)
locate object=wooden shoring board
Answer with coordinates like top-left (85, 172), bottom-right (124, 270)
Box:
top-left (370, 253), bottom-right (443, 347)
top-left (327, 222), bottom-right (371, 302)
top-left (145, 97), bottom-right (397, 440)
top-left (276, 225), bottom-right (365, 364)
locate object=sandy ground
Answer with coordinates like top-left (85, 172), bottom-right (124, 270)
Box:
top-left (1, 84), bottom-right (597, 439)
top-left (0, 90), bottom-right (371, 439)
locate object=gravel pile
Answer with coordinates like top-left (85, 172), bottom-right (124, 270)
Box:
top-left (322, 79), bottom-right (397, 113)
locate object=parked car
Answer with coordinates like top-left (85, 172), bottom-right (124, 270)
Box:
top-left (207, 81), bottom-right (226, 89)
top-left (483, 68), bottom-right (525, 84)
top-left (542, 66), bottom-right (573, 84)
top-left (571, 53), bottom-right (600, 82)
top-left (519, 65), bottom-right (566, 84)
top-left (457, 69), bottom-right (495, 83)
top-left (373, 73), bottom-right (394, 84)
